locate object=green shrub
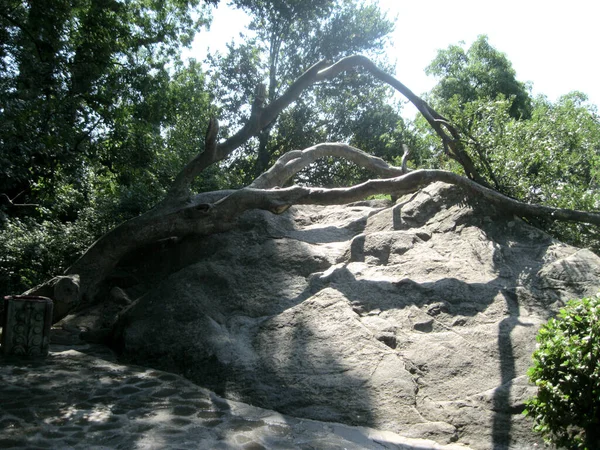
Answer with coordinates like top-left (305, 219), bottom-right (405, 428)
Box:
top-left (0, 216), bottom-right (96, 295)
top-left (524, 294), bottom-right (600, 449)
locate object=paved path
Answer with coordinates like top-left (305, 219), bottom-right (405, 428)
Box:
top-left (0, 343), bottom-right (468, 449)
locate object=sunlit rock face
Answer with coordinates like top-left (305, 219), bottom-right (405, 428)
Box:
top-left (114, 182), bottom-right (600, 450)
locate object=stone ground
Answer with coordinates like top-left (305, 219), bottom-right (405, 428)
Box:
top-left (0, 341), bottom-right (469, 450)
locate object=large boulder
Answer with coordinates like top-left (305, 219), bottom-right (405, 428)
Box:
top-left (111, 182), bottom-right (600, 449)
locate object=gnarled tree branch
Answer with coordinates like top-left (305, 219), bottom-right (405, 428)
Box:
top-left (164, 55), bottom-right (487, 204)
top-left (38, 54), bottom-right (598, 322)
top-left (63, 143), bottom-right (600, 315)
top-left (249, 143), bottom-right (405, 189)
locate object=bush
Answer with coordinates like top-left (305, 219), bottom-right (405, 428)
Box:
top-left (524, 294), bottom-right (600, 449)
top-left (0, 216), bottom-right (96, 296)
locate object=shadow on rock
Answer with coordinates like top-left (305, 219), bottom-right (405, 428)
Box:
top-left (67, 182), bottom-right (600, 450)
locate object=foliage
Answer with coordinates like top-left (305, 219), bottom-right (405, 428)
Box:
top-left (0, 214), bottom-right (95, 295)
top-left (436, 94), bottom-right (600, 251)
top-left (423, 36), bottom-right (600, 252)
top-left (524, 294), bottom-right (600, 449)
top-left (411, 36), bottom-right (536, 181)
top-left (206, 0), bottom-right (409, 186)
top-left (0, 0), bottom-right (219, 295)
top-left (426, 35), bottom-right (532, 119)
top-left (1, 162), bottom-right (169, 294)
top-left (160, 59), bottom-right (224, 193)
top-left (0, 0), bottom-right (216, 211)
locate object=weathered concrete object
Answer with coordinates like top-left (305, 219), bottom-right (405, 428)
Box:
top-left (1, 295), bottom-right (53, 357)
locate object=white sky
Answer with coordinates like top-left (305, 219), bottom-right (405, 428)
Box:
top-left (187, 0), bottom-right (600, 118)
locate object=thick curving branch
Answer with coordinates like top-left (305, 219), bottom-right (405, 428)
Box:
top-left (64, 143), bottom-right (600, 313)
top-left (164, 55), bottom-right (488, 203)
top-left (249, 142), bottom-right (406, 189)
top-left (227, 171), bottom-right (600, 227)
top-left (235, 144), bottom-right (600, 225)
top-left (45, 56), bottom-right (600, 321)
top-left (319, 56), bottom-right (485, 184)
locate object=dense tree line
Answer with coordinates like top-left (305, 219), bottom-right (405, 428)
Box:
top-left (1, 0), bottom-right (219, 293)
top-left (420, 36), bottom-right (599, 251)
top-left (1, 1), bottom-right (599, 297)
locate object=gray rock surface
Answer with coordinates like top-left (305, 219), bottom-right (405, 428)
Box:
top-left (0, 344), bottom-right (467, 449)
top-left (78, 182), bottom-right (599, 449)
top-left (23, 274), bottom-right (81, 322)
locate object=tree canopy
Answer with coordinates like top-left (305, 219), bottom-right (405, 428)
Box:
top-left (426, 35), bottom-right (533, 119)
top-left (0, 0), bottom-right (217, 292)
top-left (206, 0), bottom-right (399, 184)
top-left (0, 2), bottom-right (599, 303)
top-left (0, 0), bottom-right (216, 208)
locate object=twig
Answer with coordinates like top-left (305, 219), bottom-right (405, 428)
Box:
top-left (0, 192), bottom-right (39, 208)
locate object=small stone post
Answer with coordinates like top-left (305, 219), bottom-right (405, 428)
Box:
top-left (1, 295), bottom-right (53, 357)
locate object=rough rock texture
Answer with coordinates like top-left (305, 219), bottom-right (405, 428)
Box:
top-left (0, 344), bottom-right (466, 449)
top-left (106, 182), bottom-right (600, 450)
top-left (23, 274), bottom-right (81, 322)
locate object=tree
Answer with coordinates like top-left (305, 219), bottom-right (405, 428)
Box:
top-left (420, 35), bottom-right (535, 187)
top-left (0, 0), bottom-right (216, 216)
top-left (206, 0), bottom-right (400, 185)
top-left (19, 54), bottom-right (600, 323)
top-left (0, 0), bottom-right (219, 294)
top-left (419, 91), bottom-right (600, 252)
top-left (419, 36), bottom-right (600, 251)
top-left (484, 93), bottom-right (599, 251)
top-left (426, 35), bottom-right (532, 120)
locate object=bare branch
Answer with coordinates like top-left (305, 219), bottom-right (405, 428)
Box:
top-left (311, 55), bottom-right (486, 184)
top-left (164, 117), bottom-right (220, 203)
top-left (205, 117), bottom-right (220, 157)
top-left (222, 170), bottom-right (600, 226)
top-left (401, 144), bottom-right (410, 174)
top-left (166, 55), bottom-right (491, 201)
top-left (250, 143), bottom-right (404, 189)
top-left (0, 192), bottom-right (39, 208)
top-left (246, 147), bottom-right (600, 226)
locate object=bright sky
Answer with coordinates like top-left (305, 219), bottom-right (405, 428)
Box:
top-left (187, 0), bottom-right (600, 118)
